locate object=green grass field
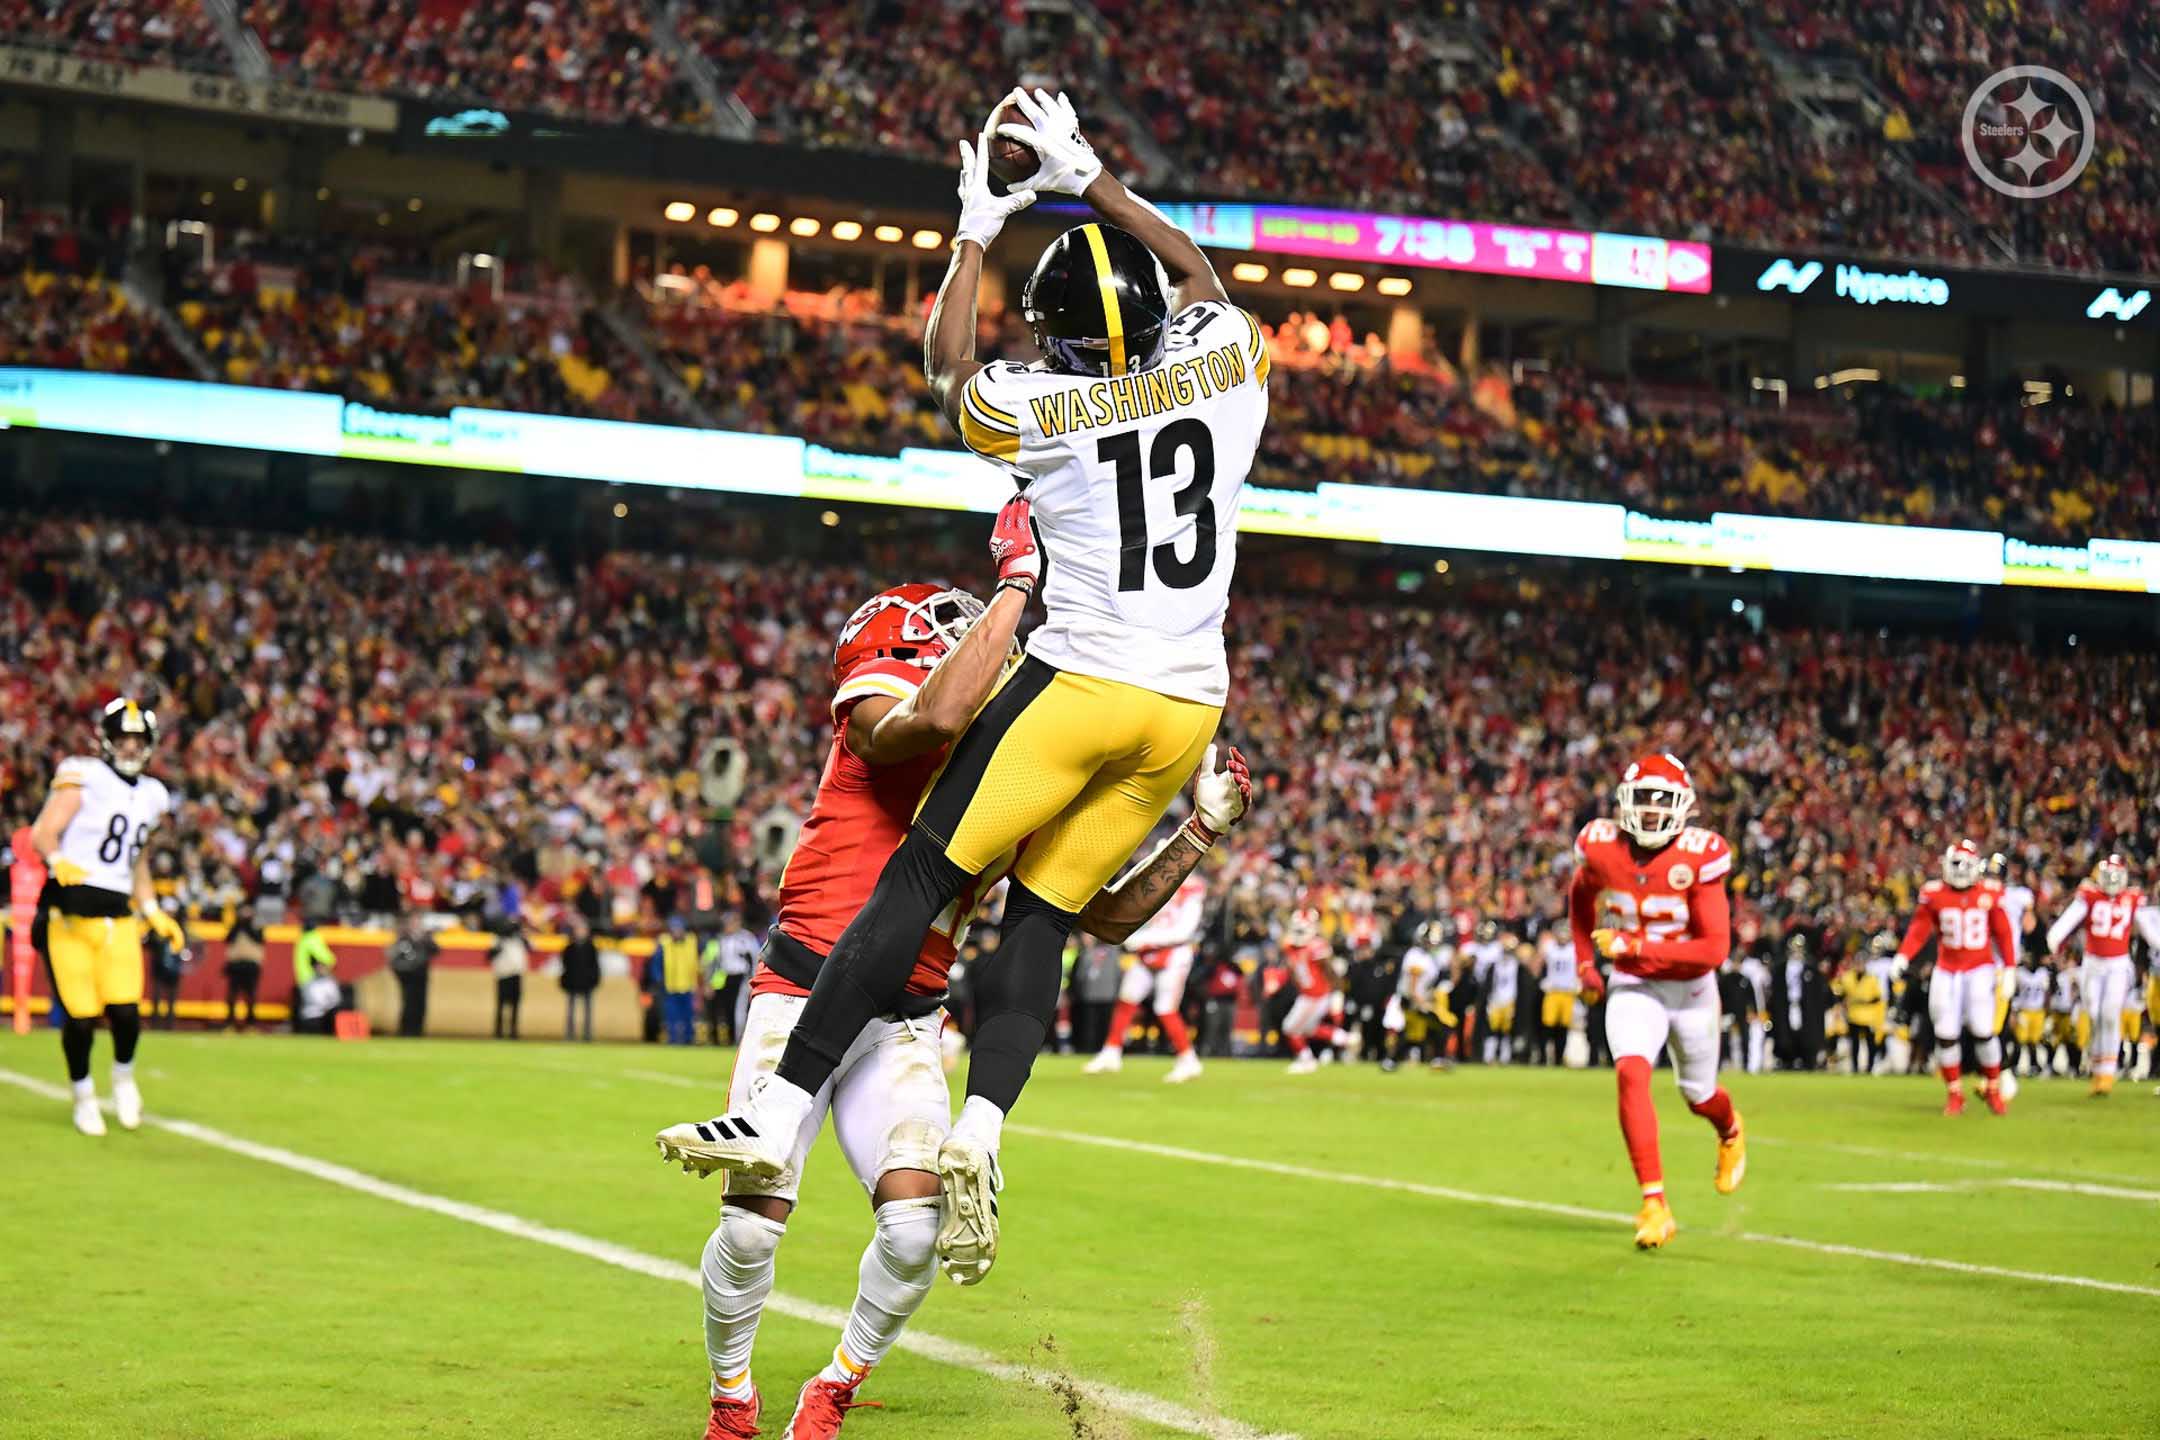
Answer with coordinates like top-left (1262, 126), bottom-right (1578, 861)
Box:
top-left (4, 1029), bottom-right (2156, 1440)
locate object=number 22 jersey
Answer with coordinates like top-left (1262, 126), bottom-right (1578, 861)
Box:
top-left (955, 299), bottom-right (1269, 706)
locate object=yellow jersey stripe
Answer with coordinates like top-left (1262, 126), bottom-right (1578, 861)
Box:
top-left (962, 383), bottom-right (1020, 436)
top-left (964, 373), bottom-right (1018, 428)
top-left (1079, 224), bottom-right (1127, 377)
top-left (958, 406), bottom-right (1022, 460)
top-left (1242, 308), bottom-right (1264, 362)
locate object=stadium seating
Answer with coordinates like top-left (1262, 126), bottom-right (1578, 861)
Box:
top-left (0, 0), bottom-right (224, 65)
top-left (1, 514), bottom-right (2149, 970)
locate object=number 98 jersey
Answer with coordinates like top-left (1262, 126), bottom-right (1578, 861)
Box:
top-left (50, 755), bottom-right (171, 902)
top-left (956, 300), bottom-right (1270, 707)
top-left (1572, 818), bottom-right (1732, 982)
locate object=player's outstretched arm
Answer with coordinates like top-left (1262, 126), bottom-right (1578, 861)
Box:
top-left (997, 89), bottom-right (1226, 310)
top-left (926, 106), bottom-right (1036, 429)
top-left (2043, 896), bottom-right (2086, 955)
top-left (1078, 746), bottom-right (1250, 942)
top-left (1895, 903), bottom-right (1935, 963)
top-left (849, 498), bottom-right (1039, 767)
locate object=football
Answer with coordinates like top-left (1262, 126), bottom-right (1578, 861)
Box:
top-left (986, 98), bottom-right (1039, 189)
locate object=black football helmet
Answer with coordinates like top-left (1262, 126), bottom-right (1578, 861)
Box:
top-left (1021, 223), bottom-right (1169, 378)
top-left (99, 696), bottom-right (158, 777)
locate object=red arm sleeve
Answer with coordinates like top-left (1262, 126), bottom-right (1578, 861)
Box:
top-left (1896, 904), bottom-right (1935, 963)
top-left (1567, 867), bottom-right (1600, 973)
top-left (1635, 881), bottom-right (1731, 980)
top-left (1989, 903), bottom-right (2016, 965)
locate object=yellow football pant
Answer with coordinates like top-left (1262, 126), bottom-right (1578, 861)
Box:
top-left (1541, 993), bottom-right (1577, 1030)
top-left (46, 911), bottom-right (145, 1017)
top-left (916, 659), bottom-right (1219, 912)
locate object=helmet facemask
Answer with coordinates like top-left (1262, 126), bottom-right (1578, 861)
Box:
top-left (100, 698), bottom-right (157, 777)
top-left (1615, 775), bottom-right (1694, 848)
top-left (1941, 843), bottom-right (1985, 889)
top-left (2095, 856), bottom-right (2129, 896)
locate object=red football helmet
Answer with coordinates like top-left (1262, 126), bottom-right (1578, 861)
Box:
top-left (1941, 838), bottom-right (1985, 889)
top-left (1615, 752), bottom-right (1695, 848)
top-left (2095, 853), bottom-right (2130, 896)
top-left (1283, 907), bottom-right (1321, 946)
top-left (831, 583), bottom-right (986, 688)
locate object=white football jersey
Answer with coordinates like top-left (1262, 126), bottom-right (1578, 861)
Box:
top-left (1398, 945), bottom-right (1440, 1005)
top-left (957, 299), bottom-right (1270, 705)
top-left (51, 755), bottom-right (171, 898)
top-left (1540, 934), bottom-right (1580, 993)
top-left (1487, 955), bottom-right (1520, 1008)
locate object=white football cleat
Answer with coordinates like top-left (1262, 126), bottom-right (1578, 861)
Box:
top-left (1286, 1053), bottom-right (1319, 1075)
top-left (653, 1074), bottom-right (805, 1181)
top-left (73, 1092), bottom-right (107, 1137)
top-left (1164, 1051), bottom-right (1203, 1084)
top-left (112, 1074), bottom-right (143, 1131)
top-left (933, 1135), bottom-right (1002, 1286)
top-left (1082, 1050), bottom-right (1123, 1075)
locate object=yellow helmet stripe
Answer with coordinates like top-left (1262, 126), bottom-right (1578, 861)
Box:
top-left (1079, 224), bottom-right (1127, 377)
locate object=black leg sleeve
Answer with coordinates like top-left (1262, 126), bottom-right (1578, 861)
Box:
top-left (775, 829), bottom-right (970, 1094)
top-left (962, 881), bottom-right (1077, 1115)
top-left (107, 1003), bottom-right (142, 1065)
top-left (61, 1017), bottom-right (96, 1082)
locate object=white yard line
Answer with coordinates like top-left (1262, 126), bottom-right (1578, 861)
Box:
top-left (1751, 1135), bottom-right (2160, 1188)
top-left (1006, 1125), bottom-right (2160, 1301)
top-left (0, 1068), bottom-right (1291, 1440)
top-left (1826, 1177), bottom-right (2160, 1203)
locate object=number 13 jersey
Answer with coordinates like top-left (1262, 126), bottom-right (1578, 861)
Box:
top-left (956, 299), bottom-right (1270, 706)
top-left (50, 755), bottom-right (172, 903)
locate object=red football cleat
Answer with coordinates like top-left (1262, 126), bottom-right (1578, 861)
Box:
top-left (1943, 1088), bottom-right (1967, 1117)
top-left (1983, 1084), bottom-right (2008, 1117)
top-left (785, 1376), bottom-right (882, 1438)
top-left (705, 1389), bottom-right (761, 1439)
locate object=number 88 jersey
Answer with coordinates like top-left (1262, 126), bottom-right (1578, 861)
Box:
top-left (955, 300), bottom-right (1270, 707)
top-left (50, 755), bottom-right (171, 902)
top-left (1572, 818), bottom-right (1733, 982)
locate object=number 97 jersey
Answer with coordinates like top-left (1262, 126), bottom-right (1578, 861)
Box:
top-left (51, 755), bottom-right (171, 899)
top-left (956, 300), bottom-right (1270, 707)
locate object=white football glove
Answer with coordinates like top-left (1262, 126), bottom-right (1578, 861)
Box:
top-left (954, 109), bottom-right (1037, 251)
top-left (996, 87), bottom-right (1104, 198)
top-left (1192, 744), bottom-right (1253, 836)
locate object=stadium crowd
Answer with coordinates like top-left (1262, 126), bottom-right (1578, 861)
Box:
top-left (5, 1), bottom-right (2155, 275)
top-left (1, 513), bottom-right (2151, 1017)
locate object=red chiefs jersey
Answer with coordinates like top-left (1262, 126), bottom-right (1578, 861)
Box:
top-left (1898, 879), bottom-right (2016, 973)
top-left (2065, 883), bottom-right (2146, 960)
top-left (765, 658), bottom-right (1003, 1002)
top-left (1286, 939), bottom-right (1333, 997)
top-left (1128, 875), bottom-right (1206, 968)
top-left (1570, 819), bottom-right (1732, 981)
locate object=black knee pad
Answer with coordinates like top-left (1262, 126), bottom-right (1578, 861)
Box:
top-left (997, 879), bottom-right (1078, 937)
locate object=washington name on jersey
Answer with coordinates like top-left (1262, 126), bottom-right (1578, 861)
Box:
top-left (955, 300), bottom-right (1269, 706)
top-left (49, 755), bottom-right (171, 907)
top-left (1572, 819), bottom-right (1732, 982)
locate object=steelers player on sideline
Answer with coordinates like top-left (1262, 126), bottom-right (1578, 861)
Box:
top-left (28, 698), bottom-right (184, 1136)
top-left (673, 87), bottom-right (1268, 1285)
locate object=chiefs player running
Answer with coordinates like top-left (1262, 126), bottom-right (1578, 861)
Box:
top-left (2044, 853), bottom-right (2160, 1096)
top-left (655, 498), bottom-right (1253, 1439)
top-left (1280, 908), bottom-right (1346, 1074)
top-left (1083, 872), bottom-right (1210, 1083)
top-left (1570, 754), bottom-right (1746, 1250)
top-left (1898, 839), bottom-right (2018, 1116)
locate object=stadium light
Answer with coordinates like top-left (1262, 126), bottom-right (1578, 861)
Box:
top-left (407, 198), bottom-right (423, 213)
top-left (233, 177), bottom-right (248, 191)
top-left (789, 217), bottom-right (821, 238)
top-left (707, 207), bottom-right (739, 227)
top-left (1828, 367), bottom-right (1880, 386)
top-left (1949, 374), bottom-right (1966, 388)
top-left (750, 212), bottom-right (781, 232)
top-left (832, 220), bottom-right (863, 241)
top-left (663, 201), bottom-right (696, 223)
top-left (1231, 262), bottom-right (1269, 283)
top-left (911, 229), bottom-right (942, 249)
top-left (1377, 276), bottom-right (1413, 296)
top-left (1283, 268), bottom-right (1318, 288)
top-left (1328, 272), bottom-right (1365, 292)
top-left (1432, 558), bottom-right (1450, 575)
top-left (820, 510), bottom-right (840, 527)
top-left (874, 224), bottom-right (904, 243)
top-left (470, 254), bottom-right (495, 269)
top-left (612, 502), bottom-right (628, 518)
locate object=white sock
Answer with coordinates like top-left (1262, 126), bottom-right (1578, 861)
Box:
top-left (818, 1197), bottom-right (939, 1386)
top-left (951, 1095), bottom-right (1005, 1151)
top-left (71, 1078), bottom-right (95, 1101)
top-left (702, 1206), bottom-right (786, 1400)
top-left (1099, 1044), bottom-right (1123, 1058)
top-left (112, 1061), bottom-right (135, 1084)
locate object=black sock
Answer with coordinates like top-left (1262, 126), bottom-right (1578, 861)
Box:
top-left (962, 882), bottom-right (1076, 1115)
top-left (61, 1017), bottom-right (96, 1084)
top-left (775, 830), bottom-right (969, 1094)
top-left (107, 1003), bottom-right (142, 1065)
